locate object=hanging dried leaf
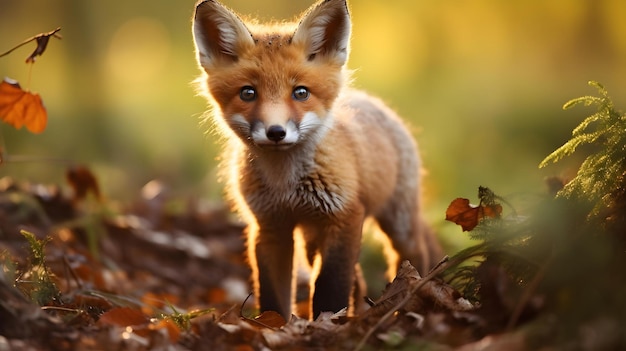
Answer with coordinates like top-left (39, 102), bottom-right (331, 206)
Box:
top-left (0, 78), bottom-right (47, 133)
top-left (0, 27), bottom-right (61, 63)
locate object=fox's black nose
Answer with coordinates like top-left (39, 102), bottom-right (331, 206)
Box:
top-left (266, 125), bottom-right (286, 142)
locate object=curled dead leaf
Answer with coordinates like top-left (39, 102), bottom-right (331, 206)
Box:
top-left (25, 27), bottom-right (62, 63)
top-left (0, 78), bottom-right (47, 133)
top-left (445, 187), bottom-right (503, 231)
top-left (0, 27), bottom-right (61, 63)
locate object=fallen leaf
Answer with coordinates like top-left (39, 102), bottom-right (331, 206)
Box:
top-left (0, 78), bottom-right (47, 133)
top-left (72, 293), bottom-right (114, 313)
top-left (207, 287), bottom-right (227, 304)
top-left (141, 291), bottom-right (180, 316)
top-left (66, 166), bottom-right (102, 202)
top-left (71, 262), bottom-right (108, 290)
top-left (445, 187), bottom-right (502, 231)
top-left (151, 319), bottom-right (181, 343)
top-left (98, 307), bottom-right (149, 327)
top-left (245, 310), bottom-right (286, 329)
top-left (363, 260), bottom-right (474, 320)
top-left (261, 312), bottom-right (344, 349)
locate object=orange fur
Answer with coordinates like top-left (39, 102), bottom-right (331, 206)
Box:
top-left (193, 0), bottom-right (441, 320)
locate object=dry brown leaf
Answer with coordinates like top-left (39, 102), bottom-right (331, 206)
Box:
top-left (245, 310), bottom-right (286, 330)
top-left (261, 312), bottom-right (346, 349)
top-left (140, 291), bottom-right (180, 316)
top-left (0, 27), bottom-right (61, 63)
top-left (150, 319), bottom-right (181, 343)
top-left (25, 27), bottom-right (62, 63)
top-left (364, 261), bottom-right (474, 321)
top-left (71, 263), bottom-right (107, 290)
top-left (445, 197), bottom-right (502, 231)
top-left (98, 307), bottom-right (148, 327)
top-left (66, 166), bottom-right (102, 202)
top-left (0, 78), bottom-right (47, 133)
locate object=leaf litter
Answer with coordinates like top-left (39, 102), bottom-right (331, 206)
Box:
top-left (2, 156), bottom-right (626, 349)
top-left (0, 172), bottom-right (486, 350)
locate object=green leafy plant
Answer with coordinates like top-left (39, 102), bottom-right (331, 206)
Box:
top-left (443, 82), bottom-right (626, 347)
top-left (160, 304), bottom-right (214, 331)
top-left (17, 230), bottom-right (60, 305)
top-left (540, 81), bottom-right (626, 218)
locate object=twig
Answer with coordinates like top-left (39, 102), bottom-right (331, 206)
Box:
top-left (238, 291), bottom-right (254, 319)
top-left (41, 305), bottom-right (83, 313)
top-left (238, 292), bottom-right (285, 330)
top-left (217, 302), bottom-right (239, 323)
top-left (0, 27), bottom-right (62, 62)
top-left (63, 255), bottom-right (84, 290)
top-left (353, 255), bottom-right (450, 351)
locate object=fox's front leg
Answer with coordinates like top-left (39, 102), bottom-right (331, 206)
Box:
top-left (310, 206), bottom-right (365, 319)
top-left (250, 220), bottom-right (296, 320)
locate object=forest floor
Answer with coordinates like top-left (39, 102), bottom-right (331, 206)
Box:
top-left (0, 173), bottom-right (513, 350)
top-left (1, 166), bottom-right (625, 351)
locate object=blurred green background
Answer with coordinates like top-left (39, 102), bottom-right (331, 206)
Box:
top-left (1, 0), bottom-right (625, 250)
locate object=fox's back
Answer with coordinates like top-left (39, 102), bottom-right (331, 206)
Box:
top-left (322, 90), bottom-right (420, 215)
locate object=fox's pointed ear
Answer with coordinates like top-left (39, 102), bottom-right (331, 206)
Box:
top-left (193, 0), bottom-right (254, 69)
top-left (293, 0), bottom-right (351, 65)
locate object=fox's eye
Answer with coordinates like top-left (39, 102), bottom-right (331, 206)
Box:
top-left (292, 86), bottom-right (310, 101)
top-left (240, 86), bottom-right (257, 102)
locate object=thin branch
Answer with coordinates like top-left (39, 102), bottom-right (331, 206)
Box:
top-left (0, 27), bottom-right (62, 62)
top-left (354, 255), bottom-right (450, 351)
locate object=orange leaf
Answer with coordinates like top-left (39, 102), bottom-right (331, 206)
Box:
top-left (151, 319), bottom-right (181, 343)
top-left (98, 307), bottom-right (149, 327)
top-left (246, 310), bottom-right (286, 329)
top-left (446, 198), bottom-right (482, 231)
top-left (72, 263), bottom-right (108, 290)
top-left (140, 291), bottom-right (180, 316)
top-left (445, 197), bottom-right (502, 231)
top-left (0, 78), bottom-right (47, 133)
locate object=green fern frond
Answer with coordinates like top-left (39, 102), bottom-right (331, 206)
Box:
top-left (18, 230), bottom-right (60, 305)
top-left (571, 112), bottom-right (603, 136)
top-left (563, 96), bottom-right (604, 110)
top-left (539, 131), bottom-right (604, 168)
top-left (21, 230), bottom-right (49, 267)
top-left (540, 81), bottom-right (626, 217)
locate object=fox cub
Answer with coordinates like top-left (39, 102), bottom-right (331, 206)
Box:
top-left (192, 0), bottom-right (441, 319)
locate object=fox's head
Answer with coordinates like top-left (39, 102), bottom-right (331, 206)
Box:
top-left (193, 0), bottom-right (351, 150)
